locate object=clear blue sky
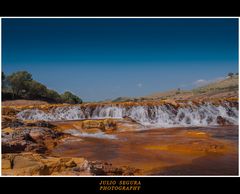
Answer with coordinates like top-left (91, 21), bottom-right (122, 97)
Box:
top-left (2, 18), bottom-right (238, 101)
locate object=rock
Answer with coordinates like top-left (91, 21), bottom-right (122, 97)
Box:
top-left (123, 116), bottom-right (138, 123)
top-left (29, 129), bottom-right (43, 141)
top-left (103, 119), bottom-right (117, 131)
top-left (2, 116), bottom-right (55, 129)
top-left (82, 128), bottom-right (102, 134)
top-left (89, 161), bottom-right (108, 175)
top-left (162, 99), bottom-right (179, 108)
top-left (81, 119), bottom-right (117, 132)
top-left (2, 153), bottom-right (140, 176)
top-left (89, 161), bottom-right (140, 175)
top-left (43, 138), bottom-right (58, 150)
top-left (2, 159), bottom-right (12, 169)
top-left (226, 99), bottom-right (238, 107)
top-left (72, 167), bottom-right (81, 172)
top-left (24, 143), bottom-right (47, 154)
top-left (2, 153), bottom-right (50, 175)
top-left (65, 160), bottom-right (77, 168)
top-left (2, 127), bottom-right (15, 134)
top-left (1, 116), bottom-right (24, 129)
top-left (40, 157), bottom-right (63, 173)
top-left (13, 155), bottom-right (42, 169)
top-left (2, 127), bottom-right (63, 154)
top-left (24, 120), bottom-right (55, 128)
top-left (2, 141), bottom-right (27, 153)
top-left (121, 166), bottom-right (140, 175)
top-left (216, 116), bottom-right (231, 125)
top-left (82, 120), bottom-right (105, 131)
top-left (2, 107), bottom-right (20, 116)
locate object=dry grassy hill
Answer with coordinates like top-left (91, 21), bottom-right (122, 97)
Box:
top-left (193, 75), bottom-right (238, 93)
top-left (144, 75), bottom-right (238, 101)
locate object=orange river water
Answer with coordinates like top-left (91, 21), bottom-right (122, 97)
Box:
top-left (51, 125), bottom-right (238, 175)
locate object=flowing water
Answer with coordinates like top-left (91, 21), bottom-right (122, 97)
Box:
top-left (17, 102), bottom-right (238, 127)
top-left (52, 126), bottom-right (238, 175)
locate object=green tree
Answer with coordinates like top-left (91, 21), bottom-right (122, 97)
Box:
top-left (61, 91), bottom-right (82, 104)
top-left (25, 80), bottom-right (48, 99)
top-left (2, 72), bottom-right (6, 90)
top-left (46, 89), bottom-right (62, 103)
top-left (2, 72), bottom-right (5, 81)
top-left (7, 71), bottom-right (33, 98)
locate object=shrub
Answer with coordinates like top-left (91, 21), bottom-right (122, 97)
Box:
top-left (61, 91), bottom-right (82, 104)
top-left (2, 72), bottom-right (5, 87)
top-left (228, 72), bottom-right (234, 78)
top-left (45, 89), bottom-right (62, 103)
top-left (25, 80), bottom-right (48, 99)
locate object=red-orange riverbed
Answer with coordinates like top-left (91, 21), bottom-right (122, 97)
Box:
top-left (51, 125), bottom-right (238, 175)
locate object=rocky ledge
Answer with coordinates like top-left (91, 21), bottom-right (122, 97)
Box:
top-left (2, 153), bottom-right (140, 176)
top-left (1, 113), bottom-right (140, 176)
top-left (2, 126), bottom-right (64, 154)
top-left (2, 97), bottom-right (238, 113)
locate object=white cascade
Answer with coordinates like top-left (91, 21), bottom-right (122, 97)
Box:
top-left (17, 102), bottom-right (238, 127)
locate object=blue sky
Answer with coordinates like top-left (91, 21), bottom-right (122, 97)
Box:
top-left (2, 18), bottom-right (238, 101)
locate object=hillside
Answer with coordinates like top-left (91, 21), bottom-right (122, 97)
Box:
top-left (193, 75), bottom-right (238, 93)
top-left (144, 75), bottom-right (238, 101)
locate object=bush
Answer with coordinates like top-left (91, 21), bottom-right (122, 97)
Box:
top-left (25, 80), bottom-right (48, 99)
top-left (61, 91), bottom-right (82, 104)
top-left (228, 72), bottom-right (234, 78)
top-left (45, 89), bottom-right (62, 103)
top-left (2, 72), bottom-right (6, 89)
top-left (2, 92), bottom-right (19, 100)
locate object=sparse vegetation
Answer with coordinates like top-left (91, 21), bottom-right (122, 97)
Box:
top-left (176, 88), bottom-right (181, 94)
top-left (145, 74), bottom-right (238, 100)
top-left (228, 72), bottom-right (234, 78)
top-left (112, 97), bottom-right (134, 102)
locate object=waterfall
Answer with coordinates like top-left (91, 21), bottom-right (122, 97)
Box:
top-left (16, 102), bottom-right (238, 127)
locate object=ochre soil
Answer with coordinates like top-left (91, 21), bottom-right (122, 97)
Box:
top-left (2, 100), bottom-right (49, 106)
top-left (2, 97), bottom-right (238, 112)
top-left (51, 124), bottom-right (238, 175)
